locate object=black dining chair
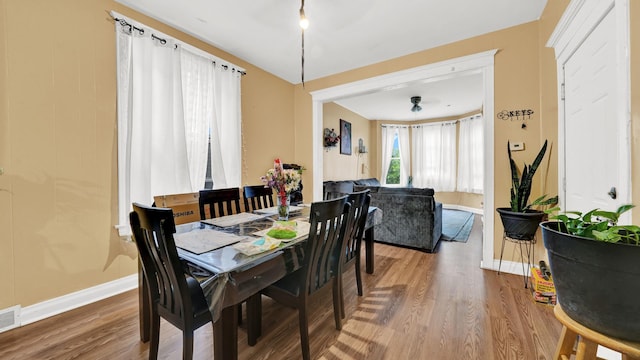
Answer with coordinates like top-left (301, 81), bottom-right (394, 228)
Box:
top-left (243, 185), bottom-right (274, 212)
top-left (198, 188), bottom-right (242, 219)
top-left (339, 189), bottom-right (371, 318)
top-left (130, 203), bottom-right (213, 360)
top-left (253, 196), bottom-right (351, 360)
top-left (323, 181), bottom-right (353, 200)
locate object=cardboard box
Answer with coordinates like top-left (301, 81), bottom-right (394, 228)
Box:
top-left (153, 192), bottom-right (200, 225)
top-left (531, 266), bottom-right (556, 305)
top-left (530, 266), bottom-right (555, 295)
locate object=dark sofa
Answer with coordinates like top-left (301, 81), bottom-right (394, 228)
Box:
top-left (323, 178), bottom-right (443, 252)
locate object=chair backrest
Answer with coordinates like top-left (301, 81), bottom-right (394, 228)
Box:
top-left (198, 188), bottom-right (241, 220)
top-left (343, 190), bottom-right (372, 265)
top-left (130, 203), bottom-right (197, 325)
top-left (243, 185), bottom-right (274, 212)
top-left (303, 196), bottom-right (351, 296)
top-left (323, 181), bottom-right (354, 200)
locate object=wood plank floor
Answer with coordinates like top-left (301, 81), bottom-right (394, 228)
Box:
top-left (0, 216), bottom-right (561, 359)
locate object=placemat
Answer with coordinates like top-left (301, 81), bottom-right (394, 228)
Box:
top-left (174, 229), bottom-right (249, 254)
top-left (200, 212), bottom-right (266, 227)
top-left (253, 205), bottom-right (304, 215)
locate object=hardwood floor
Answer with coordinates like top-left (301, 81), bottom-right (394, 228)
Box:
top-left (0, 216), bottom-right (561, 359)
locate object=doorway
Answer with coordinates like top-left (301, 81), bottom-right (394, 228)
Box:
top-left (310, 49), bottom-right (497, 269)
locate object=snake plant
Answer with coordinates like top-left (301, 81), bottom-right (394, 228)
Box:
top-left (508, 139), bottom-right (557, 212)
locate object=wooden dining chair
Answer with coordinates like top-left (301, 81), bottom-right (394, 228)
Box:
top-left (253, 196), bottom-right (351, 360)
top-left (339, 189), bottom-right (371, 318)
top-left (198, 188), bottom-right (241, 219)
top-left (130, 203), bottom-right (213, 360)
top-left (243, 185), bottom-right (274, 212)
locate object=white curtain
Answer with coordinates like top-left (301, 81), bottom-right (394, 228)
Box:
top-left (457, 114), bottom-right (484, 193)
top-left (380, 125), bottom-right (397, 185)
top-left (397, 126), bottom-right (411, 186)
top-left (210, 65), bottom-right (242, 188)
top-left (179, 48), bottom-right (214, 191)
top-left (114, 14), bottom-right (244, 235)
top-left (115, 21), bottom-right (192, 235)
top-left (411, 121), bottom-right (457, 191)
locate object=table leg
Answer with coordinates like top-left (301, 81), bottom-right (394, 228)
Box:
top-left (214, 305), bottom-right (239, 360)
top-left (365, 227), bottom-right (375, 274)
top-left (246, 294), bottom-right (262, 346)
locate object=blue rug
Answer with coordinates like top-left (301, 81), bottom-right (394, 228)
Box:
top-left (441, 209), bottom-right (474, 242)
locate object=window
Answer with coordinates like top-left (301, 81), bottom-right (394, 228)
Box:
top-left (380, 125), bottom-right (409, 185)
top-left (386, 134), bottom-right (400, 184)
top-left (113, 13), bottom-right (243, 236)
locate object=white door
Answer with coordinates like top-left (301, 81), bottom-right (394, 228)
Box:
top-left (562, 8), bottom-right (624, 214)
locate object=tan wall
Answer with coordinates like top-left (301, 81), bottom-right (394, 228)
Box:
top-left (322, 102), bottom-right (372, 180)
top-left (0, 0), bottom-right (295, 309)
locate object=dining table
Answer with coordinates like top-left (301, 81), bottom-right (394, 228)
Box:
top-left (138, 204), bottom-right (382, 360)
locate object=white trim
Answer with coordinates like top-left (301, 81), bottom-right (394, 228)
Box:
top-left (547, 0), bottom-right (631, 222)
top-left (442, 203), bottom-right (484, 215)
top-left (482, 258), bottom-right (531, 277)
top-left (310, 49), bottom-right (497, 271)
top-left (20, 274), bottom-right (138, 326)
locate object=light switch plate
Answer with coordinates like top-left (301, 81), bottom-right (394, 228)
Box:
top-left (509, 142), bottom-right (525, 151)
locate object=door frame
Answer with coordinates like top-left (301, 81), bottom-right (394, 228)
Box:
top-left (547, 0), bottom-right (631, 217)
top-left (310, 49), bottom-right (497, 270)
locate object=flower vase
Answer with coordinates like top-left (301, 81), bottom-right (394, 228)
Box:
top-left (276, 194), bottom-right (291, 221)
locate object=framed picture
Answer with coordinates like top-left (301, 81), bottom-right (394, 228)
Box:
top-left (340, 119), bottom-right (352, 155)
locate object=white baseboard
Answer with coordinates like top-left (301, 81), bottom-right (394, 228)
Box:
top-left (481, 258), bottom-right (532, 277)
top-left (20, 274), bottom-right (138, 326)
top-left (443, 204), bottom-right (483, 214)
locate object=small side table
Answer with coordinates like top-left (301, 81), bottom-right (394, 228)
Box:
top-left (553, 304), bottom-right (640, 360)
top-left (497, 232), bottom-right (536, 288)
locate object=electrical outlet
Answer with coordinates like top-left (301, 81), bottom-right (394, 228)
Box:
top-left (509, 142), bottom-right (525, 151)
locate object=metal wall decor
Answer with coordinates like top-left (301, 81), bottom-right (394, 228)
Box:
top-left (497, 109), bottom-right (535, 128)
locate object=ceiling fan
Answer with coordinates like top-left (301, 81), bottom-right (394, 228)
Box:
top-left (410, 96), bottom-right (422, 112)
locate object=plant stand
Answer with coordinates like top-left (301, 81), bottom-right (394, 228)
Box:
top-left (498, 232), bottom-right (535, 288)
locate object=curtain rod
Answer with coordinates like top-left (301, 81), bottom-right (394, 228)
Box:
top-left (110, 12), bottom-right (247, 76)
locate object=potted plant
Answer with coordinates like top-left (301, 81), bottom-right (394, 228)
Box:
top-left (496, 140), bottom-right (557, 240)
top-left (540, 205), bottom-right (640, 341)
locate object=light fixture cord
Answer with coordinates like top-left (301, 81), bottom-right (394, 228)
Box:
top-left (300, 0), bottom-right (305, 87)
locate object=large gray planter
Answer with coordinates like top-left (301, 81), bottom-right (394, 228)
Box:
top-left (541, 221), bottom-right (640, 342)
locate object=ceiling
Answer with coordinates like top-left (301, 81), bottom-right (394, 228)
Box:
top-left (114, 0), bottom-right (547, 120)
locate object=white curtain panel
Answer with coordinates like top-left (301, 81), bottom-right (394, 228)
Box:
top-left (211, 65), bottom-right (242, 188)
top-left (115, 22), bottom-right (191, 235)
top-left (180, 48), bottom-right (213, 191)
top-left (380, 125), bottom-right (397, 185)
top-left (457, 114), bottom-right (484, 193)
top-left (397, 126), bottom-right (411, 186)
top-left (411, 121), bottom-right (457, 191)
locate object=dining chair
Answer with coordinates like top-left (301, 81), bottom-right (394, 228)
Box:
top-left (198, 188), bottom-right (242, 219)
top-left (130, 203), bottom-right (213, 360)
top-left (339, 189), bottom-right (371, 318)
top-left (254, 196), bottom-right (352, 360)
top-left (323, 181), bottom-right (353, 200)
top-left (242, 185), bottom-right (274, 212)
